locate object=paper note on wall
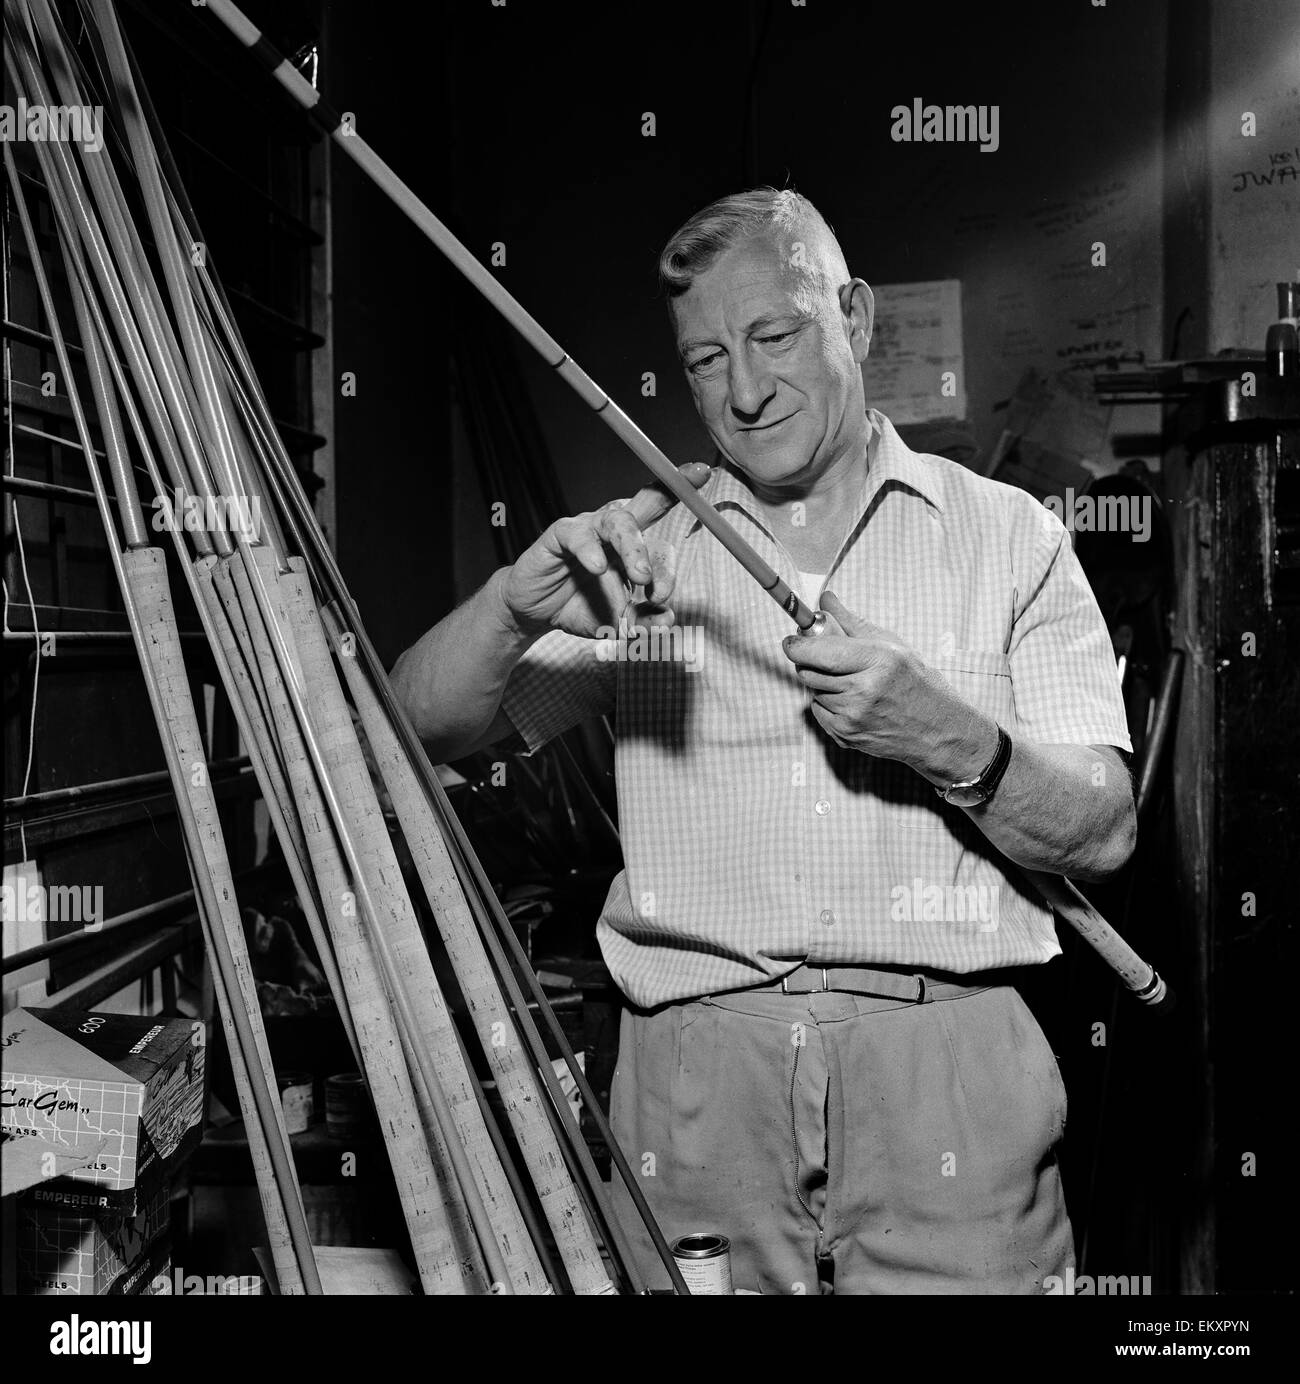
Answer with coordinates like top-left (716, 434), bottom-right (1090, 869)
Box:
top-left (864, 279), bottom-right (965, 424)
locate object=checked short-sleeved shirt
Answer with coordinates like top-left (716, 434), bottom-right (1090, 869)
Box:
top-left (502, 410), bottom-right (1131, 1008)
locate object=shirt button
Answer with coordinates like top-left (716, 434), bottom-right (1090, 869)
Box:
top-left (814, 799), bottom-right (831, 815)
top-left (819, 909), bottom-right (836, 926)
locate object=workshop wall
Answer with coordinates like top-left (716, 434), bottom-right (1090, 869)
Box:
top-left (325, 7), bottom-right (457, 664)
top-left (442, 0), bottom-right (1182, 601)
top-left (1206, 0), bottom-right (1300, 351)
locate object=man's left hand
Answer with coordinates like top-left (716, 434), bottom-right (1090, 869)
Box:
top-left (781, 592), bottom-right (987, 780)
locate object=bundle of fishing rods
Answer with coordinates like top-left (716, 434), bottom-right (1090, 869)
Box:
top-left (3, 0), bottom-right (689, 1295)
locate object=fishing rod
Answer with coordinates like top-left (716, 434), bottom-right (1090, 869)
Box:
top-left (17, 0), bottom-right (534, 1293)
top-left (14, 12), bottom-right (354, 1068)
top-left (102, 11), bottom-right (537, 1297)
top-left (199, 0), bottom-right (1169, 1014)
top-left (324, 606), bottom-right (616, 1294)
top-left (191, 281), bottom-right (620, 1290)
top-left (2, 133), bottom-right (323, 1295)
top-left (10, 0), bottom-right (609, 1295)
top-left (191, 252), bottom-right (640, 1291)
top-left (107, 10), bottom-right (669, 1290)
top-left (176, 257), bottom-right (674, 1291)
top-left (213, 246), bottom-right (669, 1292)
top-left (29, 0), bottom-right (367, 1080)
top-left (67, 0), bottom-right (536, 1291)
top-left (199, 0), bottom-right (823, 637)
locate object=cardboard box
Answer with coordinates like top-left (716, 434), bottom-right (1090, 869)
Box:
top-left (1, 1008), bottom-right (205, 1211)
top-left (13, 1177), bottom-right (171, 1296)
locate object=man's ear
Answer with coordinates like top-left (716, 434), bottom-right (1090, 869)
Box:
top-left (840, 278), bottom-right (874, 363)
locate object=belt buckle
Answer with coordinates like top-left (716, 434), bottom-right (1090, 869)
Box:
top-left (780, 969), bottom-right (830, 994)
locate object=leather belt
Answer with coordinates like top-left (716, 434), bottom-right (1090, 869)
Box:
top-left (751, 963), bottom-right (1021, 1004)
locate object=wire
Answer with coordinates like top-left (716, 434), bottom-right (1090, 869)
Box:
top-left (3, 167), bottom-right (44, 863)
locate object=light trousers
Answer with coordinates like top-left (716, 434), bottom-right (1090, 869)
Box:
top-left (610, 980), bottom-right (1073, 1294)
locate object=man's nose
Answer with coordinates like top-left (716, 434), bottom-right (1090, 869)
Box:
top-left (726, 350), bottom-right (776, 420)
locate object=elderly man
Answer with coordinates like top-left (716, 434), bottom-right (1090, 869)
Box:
top-left (392, 189), bottom-right (1134, 1295)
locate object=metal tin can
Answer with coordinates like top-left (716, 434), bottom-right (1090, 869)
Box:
top-left (277, 1071), bottom-right (313, 1135)
top-left (325, 1071), bottom-right (368, 1140)
top-left (670, 1232), bottom-right (733, 1295)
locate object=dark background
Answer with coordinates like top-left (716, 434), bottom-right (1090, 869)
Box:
top-left (314, 0), bottom-right (1290, 658)
top-left (322, 0), bottom-right (1171, 657)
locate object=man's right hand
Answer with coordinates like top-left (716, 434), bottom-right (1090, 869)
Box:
top-left (497, 463), bottom-right (712, 639)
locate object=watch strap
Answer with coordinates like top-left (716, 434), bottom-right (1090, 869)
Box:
top-left (937, 724), bottom-right (1012, 805)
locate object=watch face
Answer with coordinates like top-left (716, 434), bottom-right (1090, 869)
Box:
top-left (944, 783), bottom-right (990, 809)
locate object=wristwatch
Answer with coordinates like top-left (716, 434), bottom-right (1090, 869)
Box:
top-left (935, 725), bottom-right (1013, 808)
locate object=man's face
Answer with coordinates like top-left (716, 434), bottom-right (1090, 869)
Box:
top-left (672, 232), bottom-right (869, 491)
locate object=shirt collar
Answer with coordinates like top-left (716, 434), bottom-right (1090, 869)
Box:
top-left (701, 409), bottom-right (945, 534)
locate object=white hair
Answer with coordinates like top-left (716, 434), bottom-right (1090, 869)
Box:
top-left (658, 187), bottom-right (844, 299)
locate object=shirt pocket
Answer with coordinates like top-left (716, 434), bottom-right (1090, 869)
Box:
top-left (878, 649), bottom-right (1014, 832)
top-left (931, 648), bottom-right (1015, 727)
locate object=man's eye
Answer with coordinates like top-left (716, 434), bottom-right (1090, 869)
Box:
top-left (687, 353), bottom-right (724, 376)
top-left (758, 331), bottom-right (794, 345)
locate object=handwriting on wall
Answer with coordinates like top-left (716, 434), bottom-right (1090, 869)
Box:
top-left (1231, 147), bottom-right (1299, 193)
top-left (1027, 179), bottom-right (1130, 238)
